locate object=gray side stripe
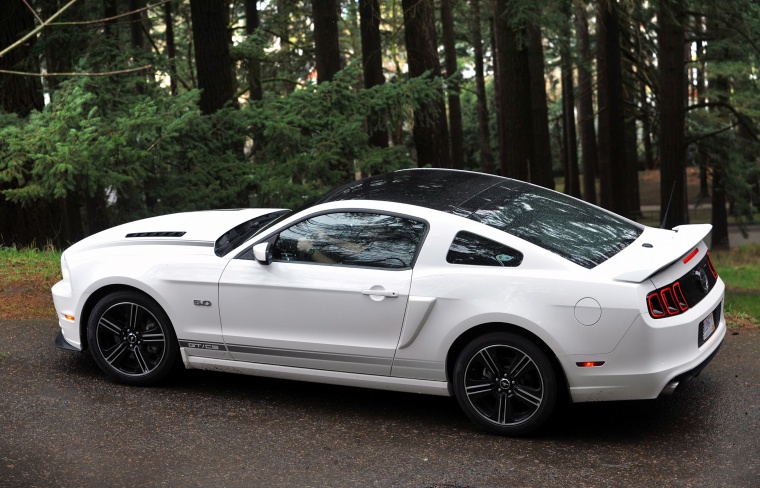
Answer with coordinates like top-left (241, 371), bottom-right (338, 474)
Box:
top-left (226, 343), bottom-right (392, 366)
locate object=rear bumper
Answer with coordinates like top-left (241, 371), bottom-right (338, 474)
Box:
top-left (662, 340), bottom-right (722, 395)
top-left (564, 282), bottom-right (725, 403)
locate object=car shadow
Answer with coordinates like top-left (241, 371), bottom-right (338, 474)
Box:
top-left (54, 348), bottom-right (719, 442)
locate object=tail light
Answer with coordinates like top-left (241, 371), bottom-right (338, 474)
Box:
top-left (646, 252), bottom-right (718, 319)
top-left (707, 252), bottom-right (718, 279)
top-left (647, 280), bottom-right (689, 318)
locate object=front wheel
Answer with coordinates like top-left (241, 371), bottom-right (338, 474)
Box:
top-left (87, 291), bottom-right (178, 385)
top-left (453, 332), bottom-right (557, 436)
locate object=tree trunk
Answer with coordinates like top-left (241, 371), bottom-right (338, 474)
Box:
top-left (165, 1), bottom-right (178, 95)
top-left (245, 0), bottom-right (263, 100)
top-left (575, 5), bottom-right (598, 204)
top-left (190, 0), bottom-right (235, 114)
top-left (704, 16), bottom-right (730, 248)
top-left (597, 0), bottom-right (630, 218)
top-left (441, 0), bottom-right (464, 169)
top-left (710, 168), bottom-right (729, 249)
top-left (527, 26), bottom-right (555, 189)
top-left (694, 16), bottom-right (709, 199)
top-left (623, 22), bottom-right (641, 218)
top-left (312, 0), bottom-right (341, 84)
top-left (658, 0), bottom-right (687, 228)
top-left (559, 1), bottom-right (578, 197)
top-left (360, 0), bottom-right (388, 148)
top-left (471, 0), bottom-right (494, 173)
top-left (402, 0), bottom-right (451, 168)
top-left (492, 15), bottom-right (503, 174)
top-left (640, 81), bottom-right (655, 170)
top-left (104, 0), bottom-right (118, 38)
top-left (129, 0), bottom-right (146, 52)
top-left (494, 0), bottom-right (532, 181)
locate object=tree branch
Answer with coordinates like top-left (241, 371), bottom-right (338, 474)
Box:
top-left (141, 20), bottom-right (191, 92)
top-left (687, 101), bottom-right (759, 141)
top-left (0, 0), bottom-right (79, 59)
top-left (22, 0), bottom-right (43, 24)
top-left (261, 77), bottom-right (310, 88)
top-left (49, 0), bottom-right (170, 26)
top-left (686, 122), bottom-right (739, 146)
top-left (0, 65), bottom-right (153, 77)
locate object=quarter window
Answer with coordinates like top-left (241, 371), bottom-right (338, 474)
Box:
top-left (447, 231), bottom-right (523, 267)
top-left (272, 212), bottom-right (426, 269)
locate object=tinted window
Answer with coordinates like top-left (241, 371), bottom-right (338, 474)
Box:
top-left (272, 212), bottom-right (426, 269)
top-left (317, 170), bottom-right (642, 268)
top-left (447, 231), bottom-right (523, 267)
top-left (467, 183), bottom-right (642, 268)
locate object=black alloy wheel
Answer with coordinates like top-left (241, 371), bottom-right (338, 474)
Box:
top-left (88, 291), bottom-right (178, 385)
top-left (453, 332), bottom-right (557, 436)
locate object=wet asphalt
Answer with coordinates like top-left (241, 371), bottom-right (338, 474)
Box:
top-left (0, 319), bottom-right (758, 487)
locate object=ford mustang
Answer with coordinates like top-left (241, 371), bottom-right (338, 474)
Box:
top-left (52, 169), bottom-right (725, 435)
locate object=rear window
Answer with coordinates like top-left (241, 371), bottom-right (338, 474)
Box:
top-left (461, 182), bottom-right (642, 269)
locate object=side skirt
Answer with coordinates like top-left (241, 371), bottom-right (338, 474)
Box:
top-left (180, 349), bottom-right (451, 397)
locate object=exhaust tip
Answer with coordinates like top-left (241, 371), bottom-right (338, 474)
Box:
top-left (661, 380), bottom-right (679, 396)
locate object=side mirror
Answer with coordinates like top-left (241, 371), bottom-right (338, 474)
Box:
top-left (252, 242), bottom-right (272, 265)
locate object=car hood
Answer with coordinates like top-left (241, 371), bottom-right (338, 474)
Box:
top-left (66, 209), bottom-right (284, 252)
top-left (603, 224), bottom-right (712, 283)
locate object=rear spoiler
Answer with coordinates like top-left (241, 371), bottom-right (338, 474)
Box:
top-left (613, 224), bottom-right (712, 283)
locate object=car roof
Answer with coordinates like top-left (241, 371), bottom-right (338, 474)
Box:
top-left (315, 168), bottom-right (644, 270)
top-left (315, 168), bottom-right (510, 216)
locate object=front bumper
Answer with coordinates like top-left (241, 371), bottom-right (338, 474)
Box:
top-left (55, 330), bottom-right (81, 352)
top-left (51, 280), bottom-right (84, 351)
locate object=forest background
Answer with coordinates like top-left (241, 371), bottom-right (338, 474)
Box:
top-left (1, 0), bottom-right (759, 250)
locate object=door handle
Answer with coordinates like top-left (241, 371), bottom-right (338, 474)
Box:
top-left (361, 289), bottom-right (399, 298)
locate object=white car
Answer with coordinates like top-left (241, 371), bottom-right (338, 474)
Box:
top-left (53, 169), bottom-right (725, 435)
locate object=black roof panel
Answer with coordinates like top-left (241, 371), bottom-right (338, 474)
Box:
top-left (315, 169), bottom-right (502, 213)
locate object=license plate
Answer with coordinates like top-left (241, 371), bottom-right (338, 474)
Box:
top-left (701, 313), bottom-right (716, 343)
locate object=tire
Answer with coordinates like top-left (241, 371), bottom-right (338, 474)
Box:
top-left (453, 332), bottom-right (557, 436)
top-left (87, 291), bottom-right (178, 385)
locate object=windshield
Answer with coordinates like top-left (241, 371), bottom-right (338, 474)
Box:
top-left (215, 210), bottom-right (289, 256)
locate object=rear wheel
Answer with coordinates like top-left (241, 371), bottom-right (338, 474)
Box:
top-left (453, 332), bottom-right (557, 436)
top-left (87, 291), bottom-right (178, 385)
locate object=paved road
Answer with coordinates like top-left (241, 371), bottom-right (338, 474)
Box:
top-left (1, 319), bottom-right (758, 487)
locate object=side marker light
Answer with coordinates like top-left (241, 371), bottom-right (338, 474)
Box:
top-left (63, 314), bottom-right (75, 321)
top-left (576, 361), bottom-right (605, 368)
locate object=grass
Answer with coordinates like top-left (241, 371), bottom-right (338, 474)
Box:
top-left (0, 246), bottom-right (61, 320)
top-left (712, 244), bottom-right (760, 328)
top-left (0, 243), bottom-right (756, 329)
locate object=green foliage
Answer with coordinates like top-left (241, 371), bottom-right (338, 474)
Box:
top-left (246, 63), bottom-right (441, 208)
top-left (0, 76), bottom-right (255, 227)
top-left (0, 62), bottom-right (441, 230)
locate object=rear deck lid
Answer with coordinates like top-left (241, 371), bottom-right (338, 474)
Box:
top-left (605, 224), bottom-right (712, 283)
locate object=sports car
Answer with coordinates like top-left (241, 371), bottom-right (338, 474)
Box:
top-left (53, 169), bottom-right (725, 435)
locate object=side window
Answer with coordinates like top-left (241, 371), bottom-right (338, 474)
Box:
top-left (447, 231), bottom-right (523, 267)
top-left (272, 212), bottom-right (426, 269)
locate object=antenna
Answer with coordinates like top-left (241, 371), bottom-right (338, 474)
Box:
top-left (660, 180), bottom-right (677, 229)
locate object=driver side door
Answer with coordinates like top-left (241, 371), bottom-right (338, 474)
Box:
top-left (218, 211), bottom-right (427, 375)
